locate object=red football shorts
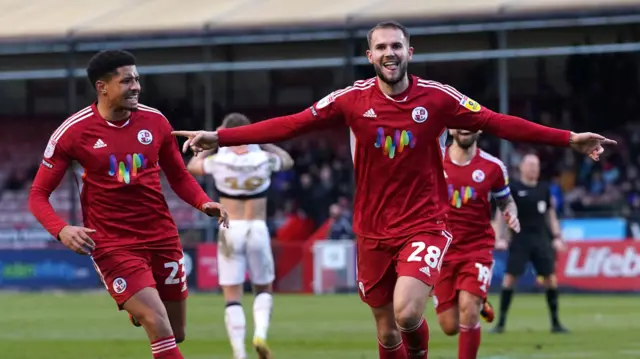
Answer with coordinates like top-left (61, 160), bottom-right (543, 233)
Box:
top-left (432, 257), bottom-right (494, 314)
top-left (91, 239), bottom-right (188, 309)
top-left (356, 230), bottom-right (453, 308)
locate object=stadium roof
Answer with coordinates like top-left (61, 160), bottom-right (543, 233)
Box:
top-left (0, 0), bottom-right (639, 41)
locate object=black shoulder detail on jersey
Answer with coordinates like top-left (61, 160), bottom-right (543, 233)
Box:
top-left (217, 188), bottom-right (268, 200)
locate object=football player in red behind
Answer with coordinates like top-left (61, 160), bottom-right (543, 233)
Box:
top-left (433, 129), bottom-right (520, 359)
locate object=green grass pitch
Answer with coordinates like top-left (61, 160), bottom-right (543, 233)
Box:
top-left (0, 292), bottom-right (638, 359)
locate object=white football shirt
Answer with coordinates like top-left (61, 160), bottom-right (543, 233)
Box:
top-left (203, 145), bottom-right (282, 198)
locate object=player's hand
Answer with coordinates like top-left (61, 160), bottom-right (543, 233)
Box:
top-left (171, 130), bottom-right (219, 154)
top-left (504, 212), bottom-right (520, 233)
top-left (552, 238), bottom-right (567, 252)
top-left (495, 238), bottom-right (509, 250)
top-left (58, 225), bottom-right (96, 255)
top-left (569, 132), bottom-right (617, 161)
top-left (201, 202), bottom-right (229, 228)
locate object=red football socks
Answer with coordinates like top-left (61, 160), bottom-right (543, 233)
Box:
top-left (399, 317), bottom-right (429, 358)
top-left (458, 323), bottom-right (481, 359)
top-left (151, 336), bottom-right (184, 359)
top-left (379, 340), bottom-right (408, 359)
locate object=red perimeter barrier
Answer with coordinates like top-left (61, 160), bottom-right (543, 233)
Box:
top-left (556, 241), bottom-right (640, 292)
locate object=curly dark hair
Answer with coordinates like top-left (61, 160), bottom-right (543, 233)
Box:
top-left (86, 50), bottom-right (136, 89)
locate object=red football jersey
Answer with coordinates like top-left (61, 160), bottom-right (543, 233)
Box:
top-left (29, 103), bottom-right (212, 250)
top-left (443, 147), bottom-right (510, 261)
top-left (217, 75), bottom-right (570, 240)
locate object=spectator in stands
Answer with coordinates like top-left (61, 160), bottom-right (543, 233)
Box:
top-left (328, 203), bottom-right (353, 240)
top-left (3, 168), bottom-right (31, 191)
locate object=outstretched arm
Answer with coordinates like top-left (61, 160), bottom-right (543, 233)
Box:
top-left (173, 91), bottom-right (346, 153)
top-left (446, 98), bottom-right (571, 146)
top-left (442, 94), bottom-right (615, 159)
top-left (217, 108), bottom-right (340, 146)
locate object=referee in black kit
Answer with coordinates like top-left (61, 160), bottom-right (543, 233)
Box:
top-left (491, 153), bottom-right (569, 334)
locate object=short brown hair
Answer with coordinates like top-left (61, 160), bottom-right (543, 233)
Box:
top-left (221, 113), bottom-right (251, 129)
top-left (367, 21), bottom-right (410, 47)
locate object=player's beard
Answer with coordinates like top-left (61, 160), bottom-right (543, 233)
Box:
top-left (373, 59), bottom-right (408, 86)
top-left (120, 92), bottom-right (139, 111)
top-left (454, 133), bottom-right (479, 149)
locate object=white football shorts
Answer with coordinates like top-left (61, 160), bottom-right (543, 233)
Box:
top-left (217, 220), bottom-right (275, 286)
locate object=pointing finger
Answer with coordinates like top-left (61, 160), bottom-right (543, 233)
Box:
top-left (583, 132), bottom-right (604, 140)
top-left (171, 130), bottom-right (197, 138)
top-left (602, 138), bottom-right (617, 145)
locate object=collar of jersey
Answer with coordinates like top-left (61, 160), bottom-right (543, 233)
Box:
top-left (447, 146), bottom-right (479, 167)
top-left (376, 74), bottom-right (416, 103)
top-left (105, 118), bottom-right (131, 128)
top-left (91, 102), bottom-right (132, 128)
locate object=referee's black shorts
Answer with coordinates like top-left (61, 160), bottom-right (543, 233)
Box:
top-left (506, 235), bottom-right (555, 277)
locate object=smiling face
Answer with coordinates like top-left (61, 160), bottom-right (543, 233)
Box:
top-left (366, 26), bottom-right (413, 86)
top-left (95, 65), bottom-right (141, 112)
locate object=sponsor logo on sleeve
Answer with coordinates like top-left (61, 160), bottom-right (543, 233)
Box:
top-left (461, 97), bottom-right (481, 112)
top-left (44, 140), bottom-right (57, 159)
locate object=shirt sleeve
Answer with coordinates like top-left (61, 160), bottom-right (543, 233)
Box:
top-left (267, 153), bottom-right (283, 172)
top-left (491, 161), bottom-right (511, 200)
top-left (217, 91), bottom-right (346, 146)
top-left (546, 184), bottom-right (555, 211)
top-left (158, 119), bottom-right (213, 210)
top-left (28, 137), bottom-right (73, 239)
top-left (439, 86), bottom-right (571, 147)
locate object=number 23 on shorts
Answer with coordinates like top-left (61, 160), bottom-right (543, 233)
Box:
top-left (164, 257), bottom-right (187, 285)
top-left (405, 230), bottom-right (453, 271)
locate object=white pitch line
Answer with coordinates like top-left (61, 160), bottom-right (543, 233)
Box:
top-left (482, 349), bottom-right (640, 359)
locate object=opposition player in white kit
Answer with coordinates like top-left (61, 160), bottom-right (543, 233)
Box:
top-left (187, 113), bottom-right (293, 359)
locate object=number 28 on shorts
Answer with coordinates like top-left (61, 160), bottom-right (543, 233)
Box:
top-left (406, 230), bottom-right (452, 269)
